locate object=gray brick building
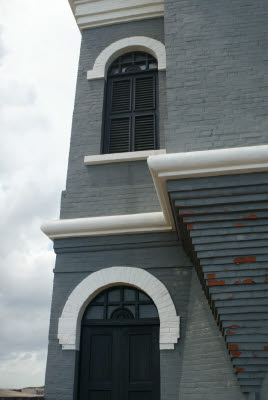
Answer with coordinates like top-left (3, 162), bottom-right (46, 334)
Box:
top-left (42, 1), bottom-right (268, 399)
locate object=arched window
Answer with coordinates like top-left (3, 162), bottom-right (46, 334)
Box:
top-left (83, 285), bottom-right (159, 322)
top-left (102, 51), bottom-right (159, 153)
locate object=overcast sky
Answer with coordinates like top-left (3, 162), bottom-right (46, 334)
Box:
top-left (0, 0), bottom-right (80, 388)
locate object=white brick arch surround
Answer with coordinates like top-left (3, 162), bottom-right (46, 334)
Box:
top-left (87, 36), bottom-right (166, 80)
top-left (58, 267), bottom-right (180, 350)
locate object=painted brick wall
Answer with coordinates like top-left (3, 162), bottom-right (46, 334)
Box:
top-left (61, 1), bottom-right (268, 219)
top-left (45, 232), bottom-right (192, 399)
top-left (178, 272), bottom-right (244, 400)
top-left (45, 232), bottom-right (249, 400)
top-left (164, 0), bottom-right (268, 152)
top-left (60, 18), bottom-right (166, 219)
top-left (45, 3), bottom-right (268, 399)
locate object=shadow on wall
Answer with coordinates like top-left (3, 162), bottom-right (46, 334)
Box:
top-left (178, 270), bottom-right (246, 400)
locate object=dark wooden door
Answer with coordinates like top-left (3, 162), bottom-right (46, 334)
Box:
top-left (78, 324), bottom-right (160, 400)
top-left (121, 325), bottom-right (160, 400)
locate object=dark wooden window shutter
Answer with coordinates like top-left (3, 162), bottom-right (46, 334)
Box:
top-left (135, 76), bottom-right (155, 110)
top-left (134, 114), bottom-right (156, 151)
top-left (111, 79), bottom-right (131, 113)
top-left (109, 117), bottom-right (130, 153)
top-left (103, 52), bottom-right (159, 153)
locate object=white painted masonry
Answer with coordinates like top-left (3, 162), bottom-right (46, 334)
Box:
top-left (148, 144), bottom-right (268, 180)
top-left (58, 267), bottom-right (180, 350)
top-left (68, 0), bottom-right (164, 30)
top-left (87, 36), bottom-right (166, 80)
top-left (42, 144), bottom-right (268, 240)
top-left (41, 212), bottom-right (171, 240)
top-left (41, 145), bottom-right (268, 239)
top-left (84, 149), bottom-right (166, 166)
top-left (148, 144), bottom-right (268, 226)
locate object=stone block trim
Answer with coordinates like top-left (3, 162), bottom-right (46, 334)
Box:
top-left (87, 36), bottom-right (166, 80)
top-left (58, 266), bottom-right (180, 350)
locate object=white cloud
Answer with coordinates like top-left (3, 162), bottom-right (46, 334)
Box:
top-left (0, 0), bottom-right (80, 388)
top-left (0, 351), bottom-right (47, 389)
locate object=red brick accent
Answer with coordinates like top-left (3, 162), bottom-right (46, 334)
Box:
top-left (234, 256), bottom-right (256, 264)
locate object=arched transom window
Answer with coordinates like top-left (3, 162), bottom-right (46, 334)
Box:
top-left (83, 285), bottom-right (159, 323)
top-left (103, 51), bottom-right (159, 154)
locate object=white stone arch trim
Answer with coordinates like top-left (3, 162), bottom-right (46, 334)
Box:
top-left (58, 267), bottom-right (180, 350)
top-left (87, 36), bottom-right (166, 80)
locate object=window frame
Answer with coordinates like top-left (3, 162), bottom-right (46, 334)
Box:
top-left (101, 52), bottom-right (159, 154)
top-left (82, 285), bottom-right (160, 326)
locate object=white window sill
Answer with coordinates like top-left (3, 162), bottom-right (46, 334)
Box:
top-left (84, 149), bottom-right (166, 165)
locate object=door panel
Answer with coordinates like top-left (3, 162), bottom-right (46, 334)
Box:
top-left (89, 335), bottom-right (112, 381)
top-left (129, 392), bottom-right (152, 400)
top-left (79, 325), bottom-right (159, 400)
top-left (129, 334), bottom-right (152, 382)
top-left (79, 327), bottom-right (119, 400)
top-left (88, 391), bottom-right (111, 400)
top-left (121, 326), bottom-right (160, 400)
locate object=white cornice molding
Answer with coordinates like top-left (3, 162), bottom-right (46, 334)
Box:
top-left (42, 144), bottom-right (268, 240)
top-left (148, 144), bottom-right (268, 179)
top-left (84, 149), bottom-right (166, 165)
top-left (87, 36), bottom-right (166, 80)
top-left (69, 0), bottom-right (164, 31)
top-left (147, 144), bottom-right (268, 226)
top-left (41, 212), bottom-right (171, 240)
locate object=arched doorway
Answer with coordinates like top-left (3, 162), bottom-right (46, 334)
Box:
top-left (78, 285), bottom-right (160, 400)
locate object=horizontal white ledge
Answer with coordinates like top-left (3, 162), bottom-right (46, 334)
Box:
top-left (84, 149), bottom-right (166, 165)
top-left (42, 144), bottom-right (268, 240)
top-left (69, 0), bottom-right (164, 30)
top-left (41, 212), bottom-right (172, 240)
top-left (148, 144), bottom-right (268, 180)
top-left (78, 12), bottom-right (164, 31)
top-left (147, 144), bottom-right (268, 228)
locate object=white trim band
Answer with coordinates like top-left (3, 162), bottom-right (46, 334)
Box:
top-left (41, 212), bottom-right (172, 240)
top-left (42, 144), bottom-right (268, 240)
top-left (87, 36), bottom-right (166, 80)
top-left (147, 144), bottom-right (268, 180)
top-left (58, 266), bottom-right (180, 350)
top-left (69, 0), bottom-right (164, 31)
top-left (147, 144), bottom-right (268, 227)
top-left (84, 149), bottom-right (166, 165)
